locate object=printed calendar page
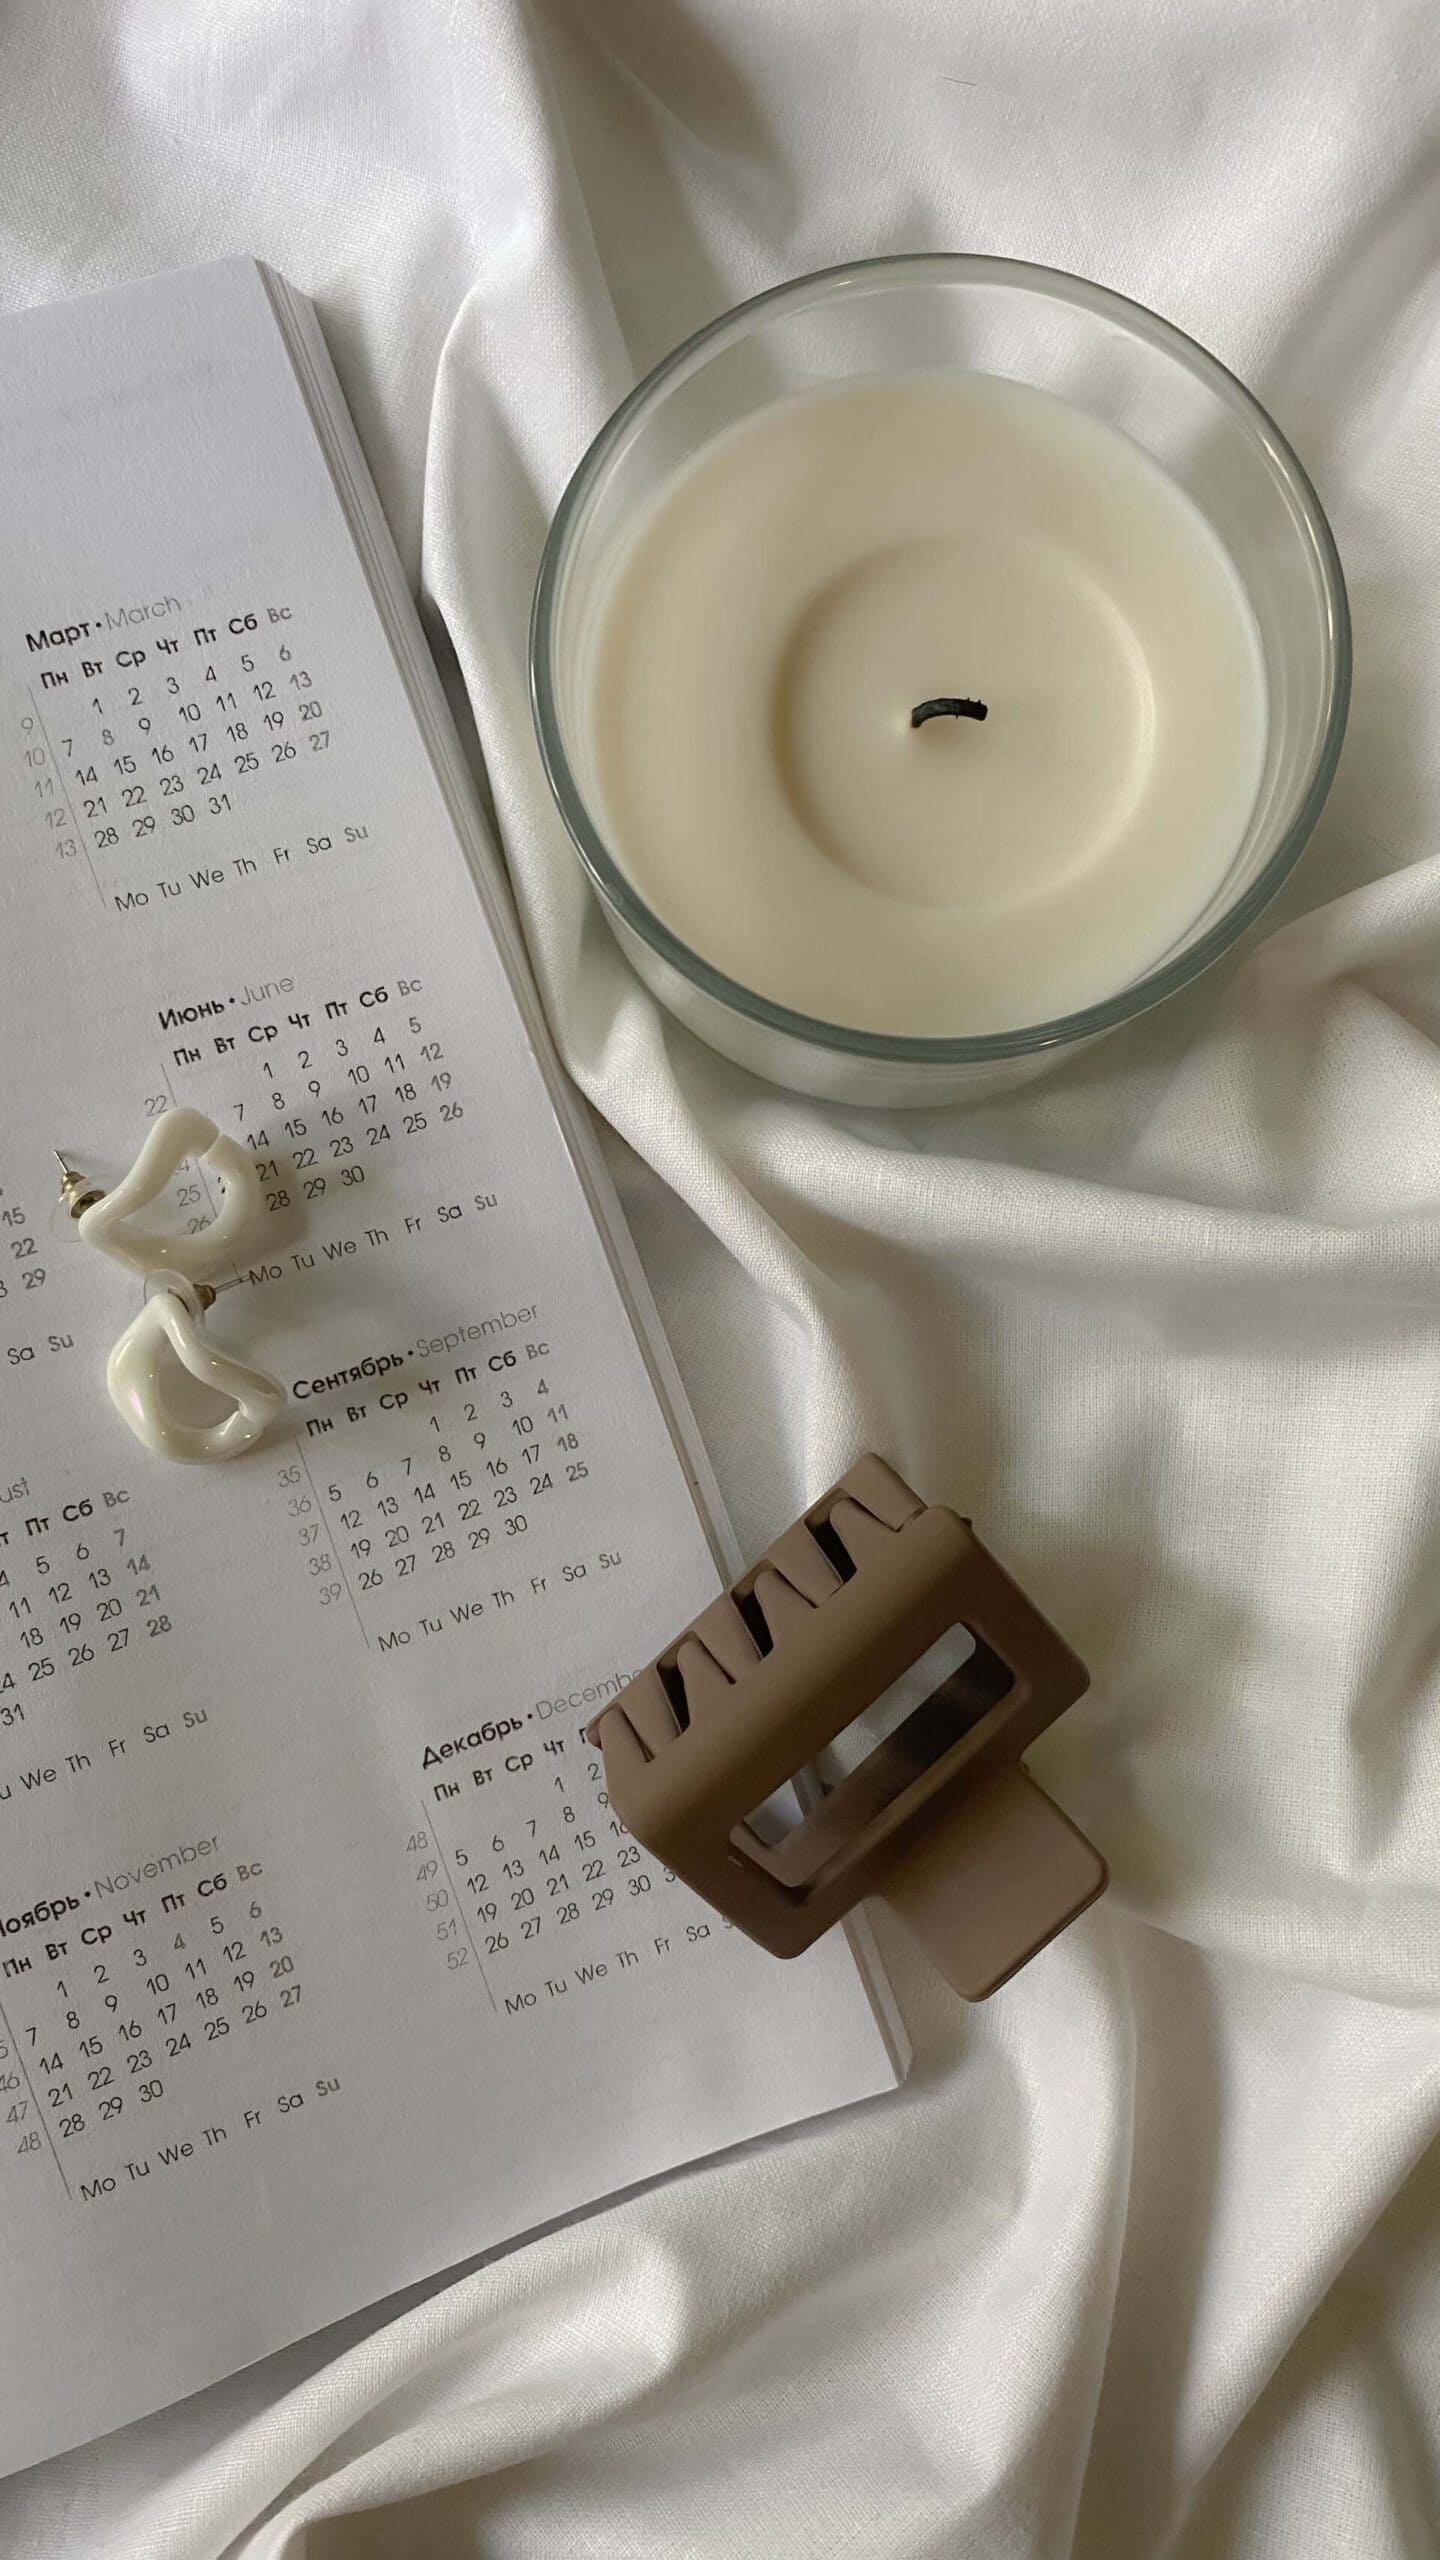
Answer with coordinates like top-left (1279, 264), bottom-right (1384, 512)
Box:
top-left (0, 262), bottom-right (899, 2473)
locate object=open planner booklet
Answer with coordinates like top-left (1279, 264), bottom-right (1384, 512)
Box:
top-left (0, 261), bottom-right (904, 2475)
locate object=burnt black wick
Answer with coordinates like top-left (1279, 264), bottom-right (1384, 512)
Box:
top-left (910, 697), bottom-right (988, 728)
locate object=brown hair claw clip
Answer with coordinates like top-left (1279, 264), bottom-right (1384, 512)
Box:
top-left (586, 1456), bottom-right (1106, 1999)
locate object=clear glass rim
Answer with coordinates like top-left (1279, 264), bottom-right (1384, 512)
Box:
top-left (530, 251), bottom-right (1352, 1066)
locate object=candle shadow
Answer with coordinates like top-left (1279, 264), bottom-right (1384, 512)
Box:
top-left (1247, 133), bottom-right (1440, 920)
top-left (1252, 135), bottom-right (1440, 480)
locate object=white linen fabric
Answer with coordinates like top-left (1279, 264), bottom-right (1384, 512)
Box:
top-left (3, 2), bottom-right (1439, 2552)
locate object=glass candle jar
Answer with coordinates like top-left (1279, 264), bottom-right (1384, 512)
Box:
top-left (531, 255), bottom-right (1349, 1107)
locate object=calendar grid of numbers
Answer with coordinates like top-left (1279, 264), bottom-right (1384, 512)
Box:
top-left (0, 259), bottom-right (899, 2475)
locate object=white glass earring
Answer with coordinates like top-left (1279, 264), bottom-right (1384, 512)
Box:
top-left (107, 1277), bottom-right (283, 1465)
top-left (75, 1106), bottom-right (262, 1280)
top-left (62, 1106), bottom-right (285, 1465)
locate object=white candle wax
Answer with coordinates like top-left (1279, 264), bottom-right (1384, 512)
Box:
top-left (584, 375), bottom-right (1268, 1036)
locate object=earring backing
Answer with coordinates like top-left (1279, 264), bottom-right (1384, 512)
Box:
top-left (61, 1106), bottom-right (284, 1465)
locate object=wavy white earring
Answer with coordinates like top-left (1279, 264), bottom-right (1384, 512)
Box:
top-left (107, 1279), bottom-right (284, 1465)
top-left (69, 1106), bottom-right (285, 1465)
top-left (76, 1106), bottom-right (262, 1280)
